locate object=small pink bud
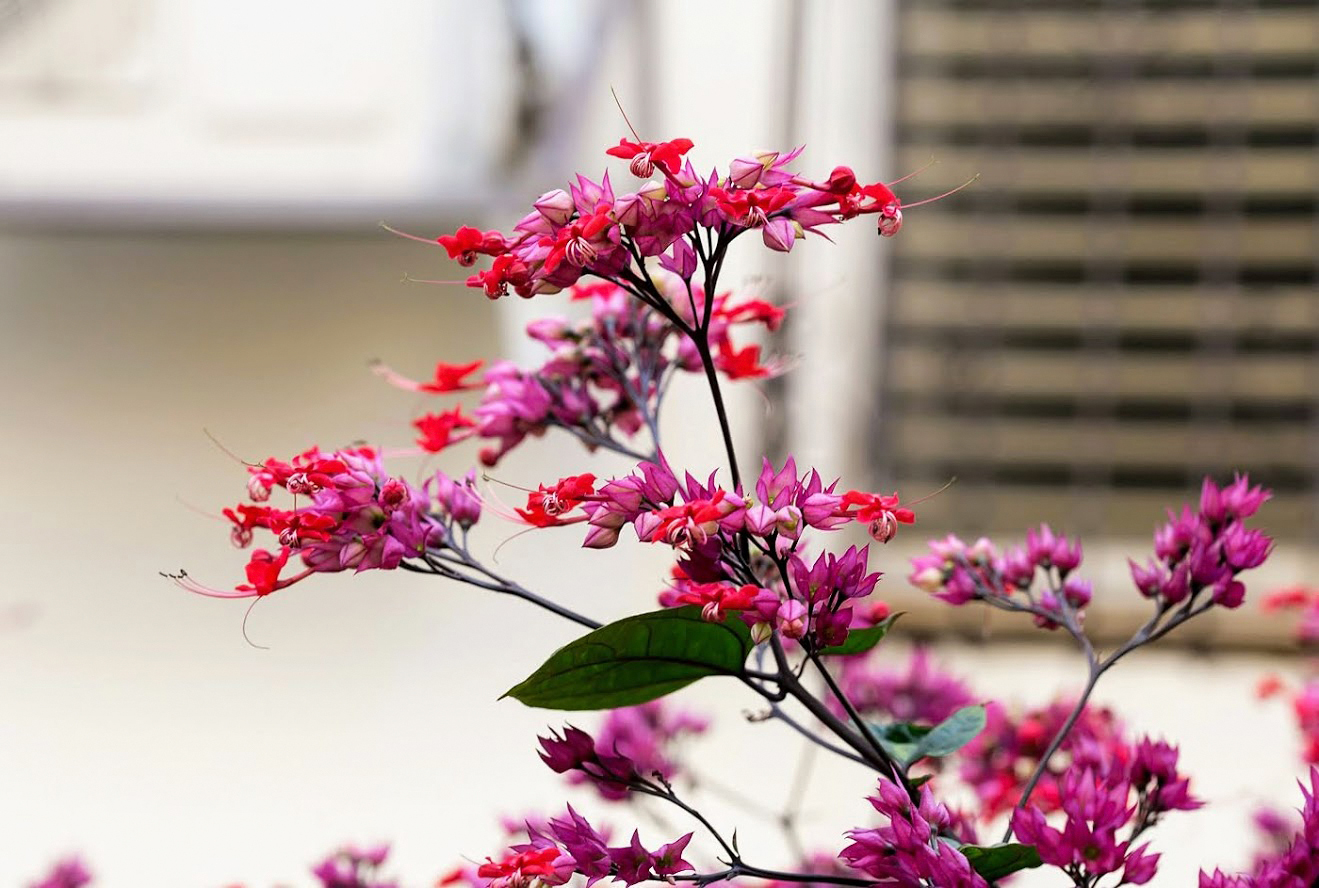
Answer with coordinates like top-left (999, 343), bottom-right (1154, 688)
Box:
top-left (534, 189), bottom-right (574, 226)
top-left (581, 526), bottom-right (621, 549)
top-left (378, 478), bottom-right (409, 514)
top-left (777, 600), bottom-right (808, 640)
top-left (613, 193), bottom-right (647, 228)
top-left (762, 217), bottom-right (796, 253)
top-left (728, 157), bottom-right (765, 189)
top-left (911, 566), bottom-right (945, 592)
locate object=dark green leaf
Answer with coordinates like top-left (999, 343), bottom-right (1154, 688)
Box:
top-left (959, 843), bottom-right (1043, 881)
top-left (817, 613), bottom-right (903, 656)
top-left (913, 704), bottom-right (987, 761)
top-left (503, 606), bottom-right (752, 710)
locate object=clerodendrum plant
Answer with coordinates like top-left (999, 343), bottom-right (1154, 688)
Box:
top-left (144, 132), bottom-right (1318, 888)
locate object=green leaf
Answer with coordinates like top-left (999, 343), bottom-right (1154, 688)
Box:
top-left (503, 606), bottom-right (752, 710)
top-left (913, 704), bottom-right (987, 761)
top-left (959, 844), bottom-right (1043, 881)
top-left (817, 613), bottom-right (903, 656)
top-left (868, 704), bottom-right (986, 768)
top-left (868, 721), bottom-right (932, 766)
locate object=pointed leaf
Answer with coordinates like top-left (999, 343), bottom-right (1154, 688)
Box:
top-left (913, 704), bottom-right (987, 761)
top-left (817, 613), bottom-right (903, 656)
top-left (867, 721), bottom-right (931, 767)
top-left (959, 843), bottom-right (1043, 881)
top-left (503, 607), bottom-right (752, 710)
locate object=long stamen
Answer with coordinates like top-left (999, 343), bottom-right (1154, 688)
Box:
top-left (610, 86), bottom-right (643, 141)
top-left (241, 598), bottom-right (270, 650)
top-left (369, 360), bottom-right (424, 392)
top-left (401, 274), bottom-right (469, 287)
top-left (901, 174), bottom-right (980, 209)
top-left (886, 156), bottom-right (939, 186)
top-left (379, 222), bottom-right (438, 245)
top-left (905, 477), bottom-right (958, 507)
top-left (203, 428), bottom-right (263, 469)
top-left (480, 473), bottom-right (539, 496)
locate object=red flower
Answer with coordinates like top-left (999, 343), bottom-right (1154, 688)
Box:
top-left (374, 359), bottom-right (484, 394)
top-left (516, 473), bottom-right (597, 527)
top-left (235, 547), bottom-right (296, 597)
top-left (413, 407), bottom-right (476, 453)
top-left (840, 490), bottom-right (915, 543)
top-left (606, 137), bottom-right (694, 177)
top-left (476, 848), bottom-right (565, 884)
top-left (710, 186), bottom-right (795, 228)
top-left (541, 208), bottom-right (614, 274)
top-left (437, 226), bottom-right (506, 266)
top-left (715, 342), bottom-right (771, 380)
top-left (674, 581), bottom-right (761, 622)
top-left (466, 254), bottom-right (530, 300)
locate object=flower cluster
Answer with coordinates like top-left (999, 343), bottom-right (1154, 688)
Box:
top-left (1128, 474), bottom-right (1273, 610)
top-left (538, 701), bottom-right (707, 801)
top-left (1266, 585), bottom-right (1319, 645)
top-left (166, 127), bottom-right (1298, 888)
top-left (911, 475), bottom-right (1273, 633)
top-left (580, 454), bottom-right (911, 649)
top-left (832, 646), bottom-right (977, 725)
top-left (310, 844), bottom-right (398, 888)
top-left (433, 140), bottom-right (921, 302)
top-left (465, 808), bottom-right (693, 888)
top-left (27, 859), bottom-right (92, 888)
top-left (1009, 738), bottom-right (1200, 885)
top-left (170, 446), bottom-right (479, 598)
top-left (840, 778), bottom-right (988, 888)
top-left (1200, 768), bottom-right (1319, 887)
top-left (909, 524), bottom-right (1089, 629)
top-left (377, 280), bottom-right (786, 468)
top-left (959, 699), bottom-right (1128, 818)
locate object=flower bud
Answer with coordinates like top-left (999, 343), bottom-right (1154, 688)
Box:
top-left (762, 217), bottom-right (797, 253)
top-left (534, 189), bottom-right (575, 227)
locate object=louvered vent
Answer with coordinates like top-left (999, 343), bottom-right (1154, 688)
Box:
top-left (878, 0), bottom-right (1319, 539)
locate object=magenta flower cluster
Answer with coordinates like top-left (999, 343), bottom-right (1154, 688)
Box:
top-left (538, 702), bottom-right (707, 802)
top-left (1200, 769), bottom-right (1319, 887)
top-left (378, 281), bottom-right (785, 468)
top-left (840, 778), bottom-right (988, 888)
top-left (1011, 738), bottom-right (1201, 885)
top-left (832, 646), bottom-right (975, 725)
top-left (160, 126), bottom-right (1303, 888)
top-left (1129, 474), bottom-right (1272, 610)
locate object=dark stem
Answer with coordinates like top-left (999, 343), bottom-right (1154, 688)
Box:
top-left (1002, 662), bottom-right (1102, 842)
top-left (751, 702), bottom-right (869, 766)
top-left (677, 864), bottom-right (872, 888)
top-left (634, 783), bottom-right (737, 861)
top-left (807, 650), bottom-right (916, 798)
top-left (403, 552), bottom-right (602, 631)
top-left (767, 637), bottom-right (889, 773)
top-left (694, 337), bottom-right (742, 490)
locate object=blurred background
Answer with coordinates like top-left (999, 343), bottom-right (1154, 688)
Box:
top-left (1, 0), bottom-right (1316, 884)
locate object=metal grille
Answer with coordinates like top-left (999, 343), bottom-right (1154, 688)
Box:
top-left (879, 0), bottom-right (1319, 540)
